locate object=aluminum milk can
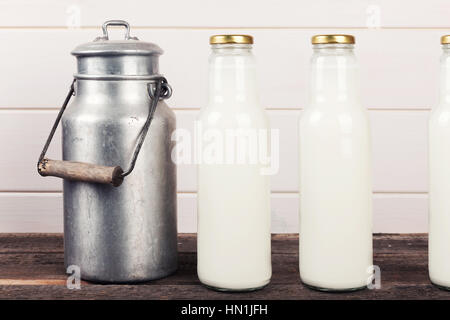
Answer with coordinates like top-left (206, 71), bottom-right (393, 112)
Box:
top-left (37, 20), bottom-right (177, 283)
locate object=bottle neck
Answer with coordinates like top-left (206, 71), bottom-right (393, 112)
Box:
top-left (439, 45), bottom-right (450, 104)
top-left (208, 44), bottom-right (259, 106)
top-left (309, 44), bottom-right (360, 107)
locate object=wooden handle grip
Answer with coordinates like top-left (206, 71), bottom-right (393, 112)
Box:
top-left (38, 159), bottom-right (124, 187)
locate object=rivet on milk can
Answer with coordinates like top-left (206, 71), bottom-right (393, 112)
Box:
top-left (37, 20), bottom-right (178, 283)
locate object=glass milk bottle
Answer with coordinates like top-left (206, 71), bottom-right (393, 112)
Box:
top-left (298, 35), bottom-right (373, 291)
top-left (197, 35), bottom-right (272, 291)
top-left (429, 35), bottom-right (450, 290)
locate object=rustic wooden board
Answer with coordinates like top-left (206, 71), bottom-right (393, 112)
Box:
top-left (0, 233), bottom-right (447, 300)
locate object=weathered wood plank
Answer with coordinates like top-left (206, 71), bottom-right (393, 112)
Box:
top-left (0, 233), bottom-right (445, 300)
top-left (0, 233), bottom-right (428, 254)
top-left (0, 252), bottom-right (432, 285)
top-left (0, 283), bottom-right (448, 300)
top-left (0, 234), bottom-right (64, 253)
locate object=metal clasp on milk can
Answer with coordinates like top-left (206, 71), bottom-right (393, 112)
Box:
top-left (36, 20), bottom-right (178, 283)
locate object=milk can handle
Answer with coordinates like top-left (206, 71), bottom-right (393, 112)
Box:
top-left (100, 20), bottom-right (138, 41)
top-left (37, 76), bottom-right (172, 187)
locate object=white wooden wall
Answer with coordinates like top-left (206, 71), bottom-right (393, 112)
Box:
top-left (0, 1), bottom-right (448, 233)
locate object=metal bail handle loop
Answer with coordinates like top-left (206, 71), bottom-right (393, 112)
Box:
top-left (37, 76), bottom-right (172, 187)
top-left (120, 76), bottom-right (171, 177)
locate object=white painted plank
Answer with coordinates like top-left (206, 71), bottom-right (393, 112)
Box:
top-left (0, 1), bottom-right (448, 28)
top-left (176, 193), bottom-right (197, 233)
top-left (0, 192), bottom-right (197, 233)
top-left (270, 193), bottom-right (429, 234)
top-left (372, 193), bottom-right (428, 233)
top-left (0, 29), bottom-right (443, 110)
top-left (0, 192), bottom-right (428, 233)
top-left (0, 193), bottom-right (63, 233)
top-left (371, 111), bottom-right (428, 192)
top-left (0, 110), bottom-right (63, 191)
top-left (0, 109), bottom-right (428, 192)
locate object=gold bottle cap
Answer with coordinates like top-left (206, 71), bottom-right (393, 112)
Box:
top-left (312, 34), bottom-right (355, 45)
top-left (209, 34), bottom-right (253, 45)
top-left (441, 35), bottom-right (450, 45)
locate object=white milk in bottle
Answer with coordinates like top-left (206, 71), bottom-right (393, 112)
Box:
top-left (196, 35), bottom-right (272, 291)
top-left (298, 35), bottom-right (373, 291)
top-left (429, 35), bottom-right (450, 289)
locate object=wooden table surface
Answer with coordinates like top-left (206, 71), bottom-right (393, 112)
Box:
top-left (0, 233), bottom-right (448, 300)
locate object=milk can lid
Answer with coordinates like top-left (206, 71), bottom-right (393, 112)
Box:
top-left (71, 20), bottom-right (163, 56)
